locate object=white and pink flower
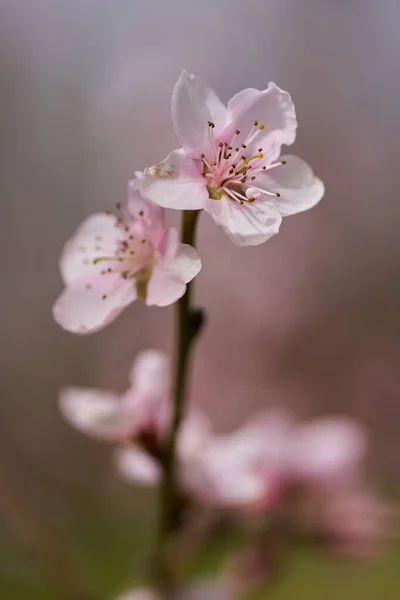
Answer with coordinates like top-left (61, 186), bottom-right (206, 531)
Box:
top-left (142, 71), bottom-right (324, 246)
top-left (59, 350), bottom-right (170, 452)
top-left (53, 177), bottom-right (201, 334)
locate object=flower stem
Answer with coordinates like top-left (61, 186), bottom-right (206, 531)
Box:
top-left (155, 210), bottom-right (202, 592)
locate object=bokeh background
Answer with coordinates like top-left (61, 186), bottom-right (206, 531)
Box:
top-left (1, 1), bottom-right (399, 598)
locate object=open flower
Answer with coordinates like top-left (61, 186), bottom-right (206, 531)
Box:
top-left (117, 409), bottom-right (280, 510)
top-left (59, 350), bottom-right (170, 450)
top-left (53, 177), bottom-right (201, 334)
top-left (142, 71), bottom-right (324, 246)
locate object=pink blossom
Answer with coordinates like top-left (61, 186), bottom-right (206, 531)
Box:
top-left (184, 411), bottom-right (291, 509)
top-left (142, 71), bottom-right (324, 246)
top-left (60, 350), bottom-right (170, 446)
top-left (116, 409), bottom-right (211, 490)
top-left (117, 409), bottom-right (280, 509)
top-left (53, 177), bottom-right (201, 334)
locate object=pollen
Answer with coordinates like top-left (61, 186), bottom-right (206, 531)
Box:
top-left (259, 124), bottom-right (265, 130)
top-left (102, 295), bottom-right (107, 300)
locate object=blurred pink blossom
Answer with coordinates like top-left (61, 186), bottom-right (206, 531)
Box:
top-left (60, 350), bottom-right (170, 446)
top-left (142, 71), bottom-right (324, 246)
top-left (53, 177), bottom-right (201, 334)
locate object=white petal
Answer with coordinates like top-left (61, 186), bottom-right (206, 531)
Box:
top-left (115, 446), bottom-right (161, 487)
top-left (258, 154), bottom-right (324, 217)
top-left (129, 350), bottom-right (170, 396)
top-left (205, 195), bottom-right (282, 246)
top-left (59, 213), bottom-right (120, 285)
top-left (172, 70), bottom-right (228, 156)
top-left (53, 273), bottom-right (136, 334)
top-left (226, 83), bottom-right (297, 163)
top-left (59, 387), bottom-right (129, 441)
top-left (141, 148), bottom-right (208, 210)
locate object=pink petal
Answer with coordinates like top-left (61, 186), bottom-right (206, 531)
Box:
top-left (127, 178), bottom-right (164, 221)
top-left (115, 446), bottom-right (161, 487)
top-left (164, 228), bottom-right (202, 283)
top-left (52, 273), bottom-right (136, 334)
top-left (172, 70), bottom-right (228, 156)
top-left (205, 195), bottom-right (282, 246)
top-left (145, 266), bottom-right (186, 307)
top-left (145, 229), bottom-right (201, 306)
top-left (141, 148), bottom-right (208, 210)
top-left (59, 213), bottom-right (120, 285)
top-left (286, 417), bottom-right (367, 485)
top-left (178, 410), bottom-right (212, 461)
top-left (256, 154), bottom-right (324, 217)
top-left (128, 350), bottom-right (170, 395)
top-left (59, 387), bottom-right (130, 441)
top-left (225, 83), bottom-right (297, 163)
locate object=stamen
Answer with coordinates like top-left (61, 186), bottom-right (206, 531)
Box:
top-left (93, 256), bottom-right (127, 264)
top-left (223, 187), bottom-right (252, 203)
top-left (248, 186), bottom-right (281, 198)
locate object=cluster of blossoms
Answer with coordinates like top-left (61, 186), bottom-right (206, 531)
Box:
top-left (53, 70), bottom-right (323, 333)
top-left (62, 351), bottom-right (394, 600)
top-left (53, 72), bottom-right (393, 599)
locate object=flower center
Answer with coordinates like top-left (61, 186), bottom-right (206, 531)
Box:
top-left (201, 120), bottom-right (286, 205)
top-left (92, 208), bottom-right (156, 297)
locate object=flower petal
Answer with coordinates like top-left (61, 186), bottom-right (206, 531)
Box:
top-left (172, 70), bottom-right (228, 156)
top-left (144, 228), bottom-right (201, 306)
top-left (257, 154), bottom-right (324, 217)
top-left (145, 266), bottom-right (186, 307)
top-left (285, 417), bottom-right (367, 486)
top-left (225, 83), bottom-right (297, 163)
top-left (163, 228), bottom-right (202, 283)
top-left (127, 179), bottom-right (167, 250)
top-left (141, 148), bottom-right (208, 210)
top-left (59, 213), bottom-right (120, 285)
top-left (115, 446), bottom-right (161, 487)
top-left (129, 350), bottom-right (170, 395)
top-left (178, 410), bottom-right (212, 462)
top-left (59, 387), bottom-right (129, 441)
top-left (205, 195), bottom-right (282, 246)
top-left (53, 273), bottom-right (136, 334)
